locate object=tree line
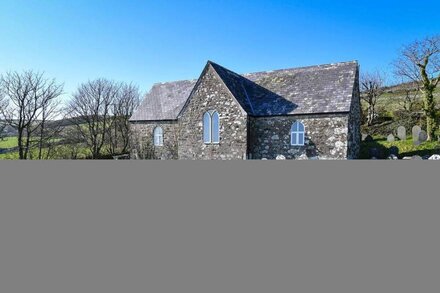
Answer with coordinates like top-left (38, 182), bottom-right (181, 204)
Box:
top-left (0, 74), bottom-right (141, 159)
top-left (361, 35), bottom-right (439, 140)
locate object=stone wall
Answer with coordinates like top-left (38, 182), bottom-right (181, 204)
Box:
top-left (178, 65), bottom-right (248, 160)
top-left (249, 114), bottom-right (350, 160)
top-left (130, 121), bottom-right (179, 160)
top-left (347, 67), bottom-right (361, 159)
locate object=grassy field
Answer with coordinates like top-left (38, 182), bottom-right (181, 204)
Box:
top-left (0, 144), bottom-right (93, 160)
top-left (0, 136), bottom-right (110, 160)
top-left (375, 85), bottom-right (440, 113)
top-left (0, 137), bottom-right (18, 149)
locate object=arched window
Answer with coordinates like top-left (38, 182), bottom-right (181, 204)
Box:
top-left (211, 111), bottom-right (220, 144)
top-left (291, 122), bottom-right (305, 146)
top-left (203, 111), bottom-right (220, 144)
top-left (154, 127), bottom-right (164, 146)
top-left (203, 112), bottom-right (212, 144)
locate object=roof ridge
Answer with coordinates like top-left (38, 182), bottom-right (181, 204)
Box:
top-left (152, 78), bottom-right (198, 87)
top-left (242, 60), bottom-right (358, 77)
top-left (150, 60), bottom-right (358, 86)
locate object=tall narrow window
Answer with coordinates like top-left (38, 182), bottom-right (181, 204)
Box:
top-left (203, 112), bottom-right (212, 144)
top-left (211, 111), bottom-right (220, 144)
top-left (291, 122), bottom-right (305, 146)
top-left (203, 111), bottom-right (220, 144)
top-left (154, 127), bottom-right (164, 146)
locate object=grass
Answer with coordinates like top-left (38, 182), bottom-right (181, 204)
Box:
top-left (0, 136), bottom-right (115, 160)
top-left (0, 137), bottom-right (18, 149)
top-left (360, 136), bottom-right (440, 159)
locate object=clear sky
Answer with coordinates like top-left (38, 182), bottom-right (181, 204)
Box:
top-left (1, 0), bottom-right (439, 98)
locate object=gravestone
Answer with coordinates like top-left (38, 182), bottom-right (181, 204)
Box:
top-left (397, 126), bottom-right (407, 141)
top-left (412, 126), bottom-right (421, 143)
top-left (389, 146), bottom-right (399, 156)
top-left (387, 134), bottom-right (395, 142)
top-left (419, 130), bottom-right (428, 142)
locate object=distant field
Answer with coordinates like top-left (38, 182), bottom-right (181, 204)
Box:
top-left (371, 87), bottom-right (440, 116)
top-left (0, 137), bottom-right (18, 149)
top-left (0, 136), bottom-right (102, 160)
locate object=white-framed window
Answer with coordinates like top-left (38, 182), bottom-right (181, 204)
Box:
top-left (203, 111), bottom-right (220, 144)
top-left (291, 121), bottom-right (305, 146)
top-left (154, 126), bottom-right (164, 146)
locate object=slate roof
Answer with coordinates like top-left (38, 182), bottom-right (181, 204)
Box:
top-left (130, 61), bottom-right (358, 121)
top-left (130, 79), bottom-right (197, 121)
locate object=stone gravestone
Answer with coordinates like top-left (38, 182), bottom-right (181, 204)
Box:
top-left (412, 126), bottom-right (422, 145)
top-left (397, 126), bottom-right (407, 141)
top-left (387, 134), bottom-right (395, 142)
top-left (418, 130), bottom-right (428, 142)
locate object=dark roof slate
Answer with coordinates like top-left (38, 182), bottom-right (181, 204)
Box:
top-left (130, 61), bottom-right (358, 121)
top-left (210, 61), bottom-right (358, 116)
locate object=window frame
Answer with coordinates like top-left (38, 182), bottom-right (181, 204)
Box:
top-left (153, 126), bottom-right (164, 147)
top-left (203, 110), bottom-right (220, 145)
top-left (203, 112), bottom-right (212, 144)
top-left (291, 121), bottom-right (305, 146)
top-left (211, 111), bottom-right (220, 144)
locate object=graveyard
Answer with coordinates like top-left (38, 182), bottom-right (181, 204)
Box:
top-left (360, 125), bottom-right (440, 160)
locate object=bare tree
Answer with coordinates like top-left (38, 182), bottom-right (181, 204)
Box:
top-left (0, 71), bottom-right (64, 159)
top-left (393, 35), bottom-right (440, 140)
top-left (0, 91), bottom-right (6, 141)
top-left (107, 83), bottom-right (141, 155)
top-left (361, 71), bottom-right (386, 126)
top-left (67, 79), bottom-right (120, 159)
top-left (34, 95), bottom-right (65, 159)
top-left (397, 82), bottom-right (421, 113)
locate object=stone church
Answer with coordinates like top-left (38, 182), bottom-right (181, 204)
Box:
top-left (130, 61), bottom-right (361, 160)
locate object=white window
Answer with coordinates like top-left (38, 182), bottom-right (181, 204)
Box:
top-left (203, 112), bottom-right (212, 144)
top-left (291, 122), bottom-right (305, 146)
top-left (154, 127), bottom-right (164, 146)
top-left (203, 111), bottom-right (220, 144)
top-left (211, 111), bottom-right (220, 144)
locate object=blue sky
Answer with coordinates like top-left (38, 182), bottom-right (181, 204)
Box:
top-left (1, 0), bottom-right (439, 98)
